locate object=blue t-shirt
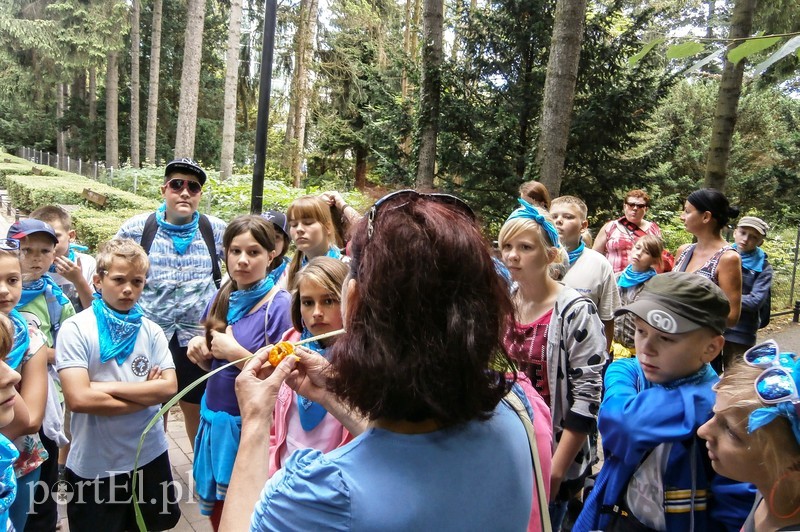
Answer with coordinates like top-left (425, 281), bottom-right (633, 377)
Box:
top-left (204, 290), bottom-right (292, 415)
top-left (251, 400), bottom-right (533, 531)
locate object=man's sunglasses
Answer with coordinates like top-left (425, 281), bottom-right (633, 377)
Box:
top-left (366, 189), bottom-right (475, 240)
top-left (744, 340), bottom-right (799, 404)
top-left (166, 178), bottom-right (202, 195)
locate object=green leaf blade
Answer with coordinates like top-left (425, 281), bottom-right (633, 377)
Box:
top-left (728, 36), bottom-right (782, 65)
top-left (666, 42), bottom-right (706, 60)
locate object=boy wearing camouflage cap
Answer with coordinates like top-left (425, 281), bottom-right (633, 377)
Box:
top-left (724, 216), bottom-right (773, 366)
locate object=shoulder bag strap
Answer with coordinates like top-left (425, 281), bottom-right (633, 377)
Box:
top-left (140, 212), bottom-right (158, 254)
top-left (198, 214), bottom-right (222, 289)
top-left (504, 390), bottom-right (552, 532)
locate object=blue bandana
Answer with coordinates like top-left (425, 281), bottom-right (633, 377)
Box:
top-left (296, 328), bottom-right (330, 432)
top-left (301, 246), bottom-right (341, 267)
top-left (92, 294), bottom-right (145, 365)
top-left (0, 435), bottom-right (18, 520)
top-left (505, 199), bottom-right (561, 248)
top-left (48, 243), bottom-right (90, 273)
top-left (7, 309), bottom-right (29, 371)
top-left (226, 276), bottom-right (275, 325)
top-left (617, 264), bottom-right (657, 289)
top-left (267, 256), bottom-right (290, 285)
top-left (155, 202), bottom-right (199, 255)
top-left (567, 241), bottom-right (585, 266)
top-left (18, 275), bottom-right (70, 308)
top-left (734, 245), bottom-right (766, 273)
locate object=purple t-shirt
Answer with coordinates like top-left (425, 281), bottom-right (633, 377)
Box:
top-left (204, 290), bottom-right (293, 415)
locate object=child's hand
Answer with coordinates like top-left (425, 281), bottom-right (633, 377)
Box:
top-left (187, 336), bottom-right (213, 371)
top-left (208, 328), bottom-right (246, 361)
top-left (147, 365), bottom-right (163, 381)
top-left (320, 191), bottom-right (346, 210)
top-left (53, 255), bottom-right (83, 284)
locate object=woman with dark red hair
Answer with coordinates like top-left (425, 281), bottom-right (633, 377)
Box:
top-left (221, 190), bottom-right (552, 531)
top-left (593, 189), bottom-right (663, 273)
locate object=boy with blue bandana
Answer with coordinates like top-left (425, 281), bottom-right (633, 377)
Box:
top-left (723, 216), bottom-right (773, 367)
top-left (575, 272), bottom-right (755, 532)
top-left (8, 219), bottom-right (73, 531)
top-left (116, 159), bottom-right (226, 447)
top-left (56, 238), bottom-right (181, 530)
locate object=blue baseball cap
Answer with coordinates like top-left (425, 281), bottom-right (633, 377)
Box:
top-left (262, 210), bottom-right (289, 240)
top-left (7, 219), bottom-right (58, 245)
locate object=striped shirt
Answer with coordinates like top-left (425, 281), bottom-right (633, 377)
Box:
top-left (116, 211), bottom-right (227, 346)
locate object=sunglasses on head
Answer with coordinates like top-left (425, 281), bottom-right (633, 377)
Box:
top-left (166, 178), bottom-right (202, 195)
top-left (626, 201), bottom-right (647, 209)
top-left (744, 340), bottom-right (800, 404)
top-left (0, 238), bottom-right (20, 252)
top-left (366, 189), bottom-right (475, 240)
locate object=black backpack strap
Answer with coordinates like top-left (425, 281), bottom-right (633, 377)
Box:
top-left (199, 214), bottom-right (222, 289)
top-left (140, 212), bottom-right (158, 254)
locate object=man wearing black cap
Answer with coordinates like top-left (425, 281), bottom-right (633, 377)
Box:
top-left (117, 159), bottom-right (227, 445)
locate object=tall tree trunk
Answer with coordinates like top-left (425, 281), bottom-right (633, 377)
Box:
top-left (354, 145), bottom-right (367, 189)
top-left (220, 0), bottom-right (244, 180)
top-left (534, 0), bottom-right (588, 197)
top-left (401, 0), bottom-right (412, 100)
top-left (704, 0), bottom-right (757, 191)
top-left (57, 83), bottom-right (66, 168)
top-left (105, 51), bottom-right (120, 169)
top-left (145, 0), bottom-right (163, 165)
top-left (410, 0), bottom-right (421, 59)
top-left (89, 66), bottom-right (97, 162)
top-left (415, 0), bottom-right (443, 190)
top-left (174, 0), bottom-right (206, 159)
top-left (130, 0), bottom-right (141, 167)
top-left (289, 0), bottom-right (319, 187)
top-left (70, 72), bottom-right (86, 157)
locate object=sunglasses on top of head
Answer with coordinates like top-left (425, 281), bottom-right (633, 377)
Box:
top-left (166, 178), bottom-right (202, 195)
top-left (0, 239), bottom-right (20, 253)
top-left (743, 340), bottom-right (800, 405)
top-left (367, 189), bottom-right (476, 240)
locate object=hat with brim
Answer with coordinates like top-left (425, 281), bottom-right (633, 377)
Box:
top-left (737, 216), bottom-right (769, 237)
top-left (165, 158), bottom-right (207, 186)
top-left (7, 219), bottom-right (58, 246)
top-left (262, 211), bottom-right (289, 240)
top-left (613, 271), bottom-right (729, 334)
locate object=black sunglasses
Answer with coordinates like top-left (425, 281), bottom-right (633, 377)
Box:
top-left (0, 238), bottom-right (20, 252)
top-left (366, 189), bottom-right (475, 240)
top-left (166, 178), bottom-right (202, 195)
top-left (625, 201), bottom-right (647, 209)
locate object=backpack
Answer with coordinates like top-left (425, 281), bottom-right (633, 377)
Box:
top-left (140, 212), bottom-right (222, 289)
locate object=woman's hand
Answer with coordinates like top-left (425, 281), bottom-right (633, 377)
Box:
top-left (187, 336), bottom-right (213, 371)
top-left (320, 191), bottom-right (346, 210)
top-left (284, 346), bottom-right (332, 405)
top-left (235, 347), bottom-right (297, 423)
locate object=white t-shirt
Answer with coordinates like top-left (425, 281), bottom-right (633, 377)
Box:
top-left (563, 248), bottom-right (621, 321)
top-left (55, 308), bottom-right (174, 479)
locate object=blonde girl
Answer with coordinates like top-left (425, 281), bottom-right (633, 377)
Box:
top-left (269, 256), bottom-right (351, 475)
top-left (499, 199), bottom-right (607, 530)
top-left (0, 243), bottom-right (47, 530)
top-left (698, 343), bottom-right (800, 531)
top-left (186, 215), bottom-right (293, 529)
top-left (613, 234), bottom-right (663, 354)
top-left (286, 196), bottom-right (342, 289)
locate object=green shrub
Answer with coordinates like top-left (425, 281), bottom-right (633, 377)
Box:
top-left (6, 174), bottom-right (159, 212)
top-left (71, 207), bottom-right (152, 251)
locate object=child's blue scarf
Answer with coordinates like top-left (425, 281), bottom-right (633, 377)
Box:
top-left (48, 243), bottom-right (89, 273)
top-left (267, 256), bottom-right (290, 285)
top-left (297, 328), bottom-right (329, 432)
top-left (18, 275), bottom-right (70, 308)
top-left (226, 277), bottom-right (275, 325)
top-left (92, 294), bottom-right (145, 365)
top-left (7, 309), bottom-right (29, 371)
top-left (617, 265), bottom-right (657, 289)
top-left (733, 244), bottom-right (766, 273)
top-left (156, 202), bottom-right (199, 255)
top-left (0, 434), bottom-right (18, 525)
top-left (301, 246), bottom-right (341, 266)
top-left (567, 241), bottom-right (585, 266)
